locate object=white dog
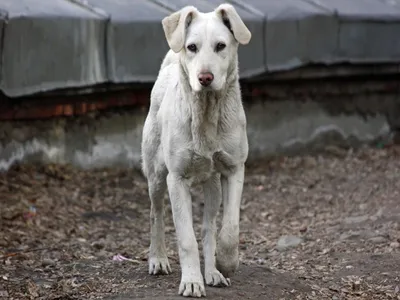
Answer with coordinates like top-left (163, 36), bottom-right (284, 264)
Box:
top-left (141, 3), bottom-right (251, 298)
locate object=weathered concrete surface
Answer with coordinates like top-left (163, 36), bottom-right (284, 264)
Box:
top-left (0, 0), bottom-right (108, 98)
top-left (84, 0), bottom-right (172, 84)
top-left (0, 80), bottom-right (397, 171)
top-left (0, 111), bottom-right (146, 171)
top-left (246, 100), bottom-right (391, 157)
top-left (1, 0), bottom-right (400, 97)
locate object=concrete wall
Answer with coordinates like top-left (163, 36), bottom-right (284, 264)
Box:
top-left (0, 79), bottom-right (398, 171)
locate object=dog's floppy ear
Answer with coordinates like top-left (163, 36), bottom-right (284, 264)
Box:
top-left (162, 6), bottom-right (199, 53)
top-left (215, 4), bottom-right (251, 45)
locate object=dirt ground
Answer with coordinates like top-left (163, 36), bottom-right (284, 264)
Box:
top-left (1, 145), bottom-right (400, 300)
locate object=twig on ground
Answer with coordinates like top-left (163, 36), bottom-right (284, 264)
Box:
top-left (0, 246), bottom-right (59, 259)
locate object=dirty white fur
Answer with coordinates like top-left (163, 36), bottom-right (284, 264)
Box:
top-left (141, 3), bottom-right (251, 298)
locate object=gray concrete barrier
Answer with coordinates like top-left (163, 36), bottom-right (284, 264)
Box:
top-left (0, 0), bottom-right (108, 97)
top-left (1, 0), bottom-right (400, 97)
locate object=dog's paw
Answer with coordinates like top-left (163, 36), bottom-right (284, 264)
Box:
top-left (216, 245), bottom-right (239, 278)
top-left (216, 254), bottom-right (239, 279)
top-left (148, 256), bottom-right (172, 275)
top-left (179, 275), bottom-right (206, 297)
top-left (205, 268), bottom-right (231, 287)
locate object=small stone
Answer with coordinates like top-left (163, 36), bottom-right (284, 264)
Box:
top-left (257, 258), bottom-right (266, 265)
top-left (352, 280), bottom-right (361, 291)
top-left (267, 250), bottom-right (279, 257)
top-left (321, 248), bottom-right (331, 254)
top-left (276, 235), bottom-right (303, 251)
top-left (368, 236), bottom-right (387, 244)
top-left (4, 258), bottom-right (11, 266)
top-left (42, 259), bottom-right (56, 267)
top-left (0, 290), bottom-right (9, 297)
top-left (344, 215), bottom-right (369, 224)
top-left (339, 232), bottom-right (361, 241)
top-left (359, 203), bottom-right (368, 210)
top-left (390, 242), bottom-right (400, 248)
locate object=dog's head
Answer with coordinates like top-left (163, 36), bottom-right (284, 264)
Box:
top-left (162, 4), bottom-right (251, 92)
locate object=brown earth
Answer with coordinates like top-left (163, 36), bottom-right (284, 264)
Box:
top-left (1, 145), bottom-right (400, 300)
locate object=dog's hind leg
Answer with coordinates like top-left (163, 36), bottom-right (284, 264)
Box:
top-left (148, 171), bottom-right (171, 275)
top-left (202, 173), bottom-right (230, 287)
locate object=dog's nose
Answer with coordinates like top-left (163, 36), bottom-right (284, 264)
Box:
top-left (198, 72), bottom-right (214, 87)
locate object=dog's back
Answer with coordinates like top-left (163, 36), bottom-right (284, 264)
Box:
top-left (146, 50), bottom-right (179, 118)
top-left (160, 50), bottom-right (179, 70)
top-left (141, 50), bottom-right (179, 178)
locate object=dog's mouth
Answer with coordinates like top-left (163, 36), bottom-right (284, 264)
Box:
top-left (192, 85), bottom-right (213, 93)
top-left (196, 83), bottom-right (225, 93)
top-left (199, 85), bottom-right (214, 92)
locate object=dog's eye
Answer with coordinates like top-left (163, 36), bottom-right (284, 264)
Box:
top-left (187, 44), bottom-right (197, 52)
top-left (216, 42), bottom-right (226, 52)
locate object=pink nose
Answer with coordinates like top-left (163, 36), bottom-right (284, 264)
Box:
top-left (198, 72), bottom-right (214, 87)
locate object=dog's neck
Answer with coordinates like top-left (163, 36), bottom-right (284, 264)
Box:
top-left (179, 60), bottom-right (239, 153)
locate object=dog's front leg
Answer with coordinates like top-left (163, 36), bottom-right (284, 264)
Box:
top-left (202, 173), bottom-right (230, 287)
top-left (216, 164), bottom-right (245, 279)
top-left (167, 173), bottom-right (206, 298)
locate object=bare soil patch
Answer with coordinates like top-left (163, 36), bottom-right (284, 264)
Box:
top-left (1, 146), bottom-right (400, 299)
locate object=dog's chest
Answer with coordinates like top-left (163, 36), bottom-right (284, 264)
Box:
top-left (183, 101), bottom-right (221, 183)
top-left (168, 93), bottom-right (241, 184)
top-left (185, 125), bottom-right (220, 183)
top-left (191, 95), bottom-right (220, 146)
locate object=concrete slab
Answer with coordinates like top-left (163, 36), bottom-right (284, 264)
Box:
top-left (313, 0), bottom-right (400, 63)
top-left (0, 0), bottom-right (108, 97)
top-left (313, 0), bottom-right (400, 20)
top-left (84, 0), bottom-right (172, 84)
top-left (0, 9), bottom-right (7, 89)
top-left (240, 0), bottom-right (339, 71)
